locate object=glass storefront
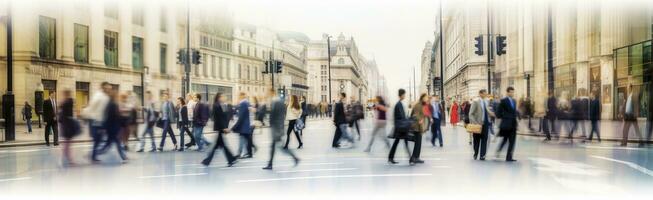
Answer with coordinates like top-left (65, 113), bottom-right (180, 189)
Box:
top-left (192, 83), bottom-right (233, 104)
top-left (614, 40), bottom-right (652, 119)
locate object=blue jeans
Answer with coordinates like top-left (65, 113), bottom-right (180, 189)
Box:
top-left (192, 125), bottom-right (205, 150)
top-left (338, 123), bottom-right (355, 143)
top-left (25, 119), bottom-right (32, 132)
top-left (159, 120), bottom-right (177, 148)
top-left (140, 123), bottom-right (156, 150)
top-left (431, 118), bottom-right (443, 146)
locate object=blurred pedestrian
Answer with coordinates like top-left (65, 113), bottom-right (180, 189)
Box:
top-left (118, 93), bottom-right (137, 151)
top-left (300, 96), bottom-right (308, 132)
top-left (176, 97), bottom-right (191, 151)
top-left (137, 91), bottom-right (157, 152)
top-left (201, 93), bottom-right (237, 166)
top-left (469, 89), bottom-right (491, 160)
top-left (588, 90), bottom-right (601, 142)
top-left (263, 88), bottom-right (299, 170)
top-left (544, 91), bottom-right (558, 141)
top-left (97, 87), bottom-right (128, 163)
top-left (284, 95), bottom-right (304, 149)
top-left (254, 96), bottom-right (267, 127)
top-left (192, 93), bottom-right (210, 151)
top-left (408, 93), bottom-right (429, 164)
top-left (233, 92), bottom-right (253, 157)
top-left (558, 91), bottom-right (572, 138)
top-left (22, 101), bottom-right (33, 134)
top-left (184, 93), bottom-right (197, 148)
top-left (621, 84), bottom-right (643, 146)
top-left (43, 91), bottom-right (59, 146)
top-left (82, 82), bottom-right (111, 162)
top-left (364, 96), bottom-right (390, 152)
top-left (388, 89), bottom-right (413, 165)
top-left (430, 95), bottom-right (444, 147)
top-left (59, 89), bottom-right (80, 165)
top-left (496, 87), bottom-right (518, 162)
top-left (332, 93), bottom-right (356, 148)
top-left (158, 92), bottom-right (178, 151)
top-left (349, 96), bottom-right (364, 140)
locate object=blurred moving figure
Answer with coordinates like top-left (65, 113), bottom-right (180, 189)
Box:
top-left (158, 92), bottom-right (178, 151)
top-left (254, 96), bottom-right (267, 127)
top-left (569, 90), bottom-right (588, 142)
top-left (43, 91), bottom-right (59, 146)
top-left (82, 82), bottom-right (111, 162)
top-left (450, 99), bottom-right (460, 128)
top-left (300, 96), bottom-right (308, 135)
top-left (137, 91), bottom-right (157, 152)
top-left (496, 87), bottom-right (518, 162)
top-left (557, 91), bottom-right (572, 140)
top-left (233, 92), bottom-right (253, 157)
top-left (364, 96), bottom-right (390, 152)
top-left (59, 89), bottom-right (80, 165)
top-left (97, 87), bottom-right (128, 162)
top-left (621, 84), bottom-right (643, 147)
top-left (22, 101), bottom-right (33, 134)
top-left (118, 92), bottom-right (138, 151)
top-left (588, 91), bottom-right (601, 142)
top-left (284, 95), bottom-right (304, 149)
top-left (388, 89), bottom-right (413, 165)
top-left (192, 93), bottom-right (211, 151)
top-left (202, 93), bottom-right (237, 166)
top-left (430, 95), bottom-right (444, 147)
top-left (349, 96), bottom-right (364, 140)
top-left (263, 88), bottom-right (300, 170)
top-left (176, 97), bottom-right (191, 151)
top-left (469, 89), bottom-right (491, 161)
top-left (332, 93), bottom-right (356, 148)
top-left (184, 93), bottom-right (198, 148)
top-left (544, 91), bottom-right (558, 141)
top-left (408, 93), bottom-right (429, 165)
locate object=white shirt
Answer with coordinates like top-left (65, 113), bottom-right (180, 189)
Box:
top-left (187, 100), bottom-right (197, 121)
top-left (81, 91), bottom-right (110, 122)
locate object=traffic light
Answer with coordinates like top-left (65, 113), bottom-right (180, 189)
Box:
top-left (474, 35), bottom-right (483, 56)
top-left (176, 49), bottom-right (188, 64)
top-left (275, 61), bottom-right (283, 73)
top-left (496, 35), bottom-right (507, 55)
top-left (262, 61), bottom-right (270, 74)
top-left (191, 49), bottom-right (202, 65)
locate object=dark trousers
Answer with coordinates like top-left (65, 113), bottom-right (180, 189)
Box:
top-left (203, 131), bottom-right (236, 164)
top-left (268, 139), bottom-right (298, 166)
top-left (411, 133), bottom-right (422, 161)
top-left (472, 124), bottom-right (489, 159)
top-left (332, 125), bottom-right (342, 147)
top-left (622, 119), bottom-right (643, 145)
top-left (350, 120), bottom-right (361, 138)
top-left (497, 129), bottom-right (517, 160)
top-left (388, 137), bottom-right (412, 161)
top-left (90, 124), bottom-right (104, 161)
top-left (98, 129), bottom-right (127, 160)
top-left (178, 124), bottom-right (193, 148)
top-left (45, 121), bottom-right (59, 145)
top-left (159, 120), bottom-right (177, 148)
top-left (588, 120), bottom-right (601, 141)
top-left (285, 120), bottom-right (303, 148)
top-left (544, 117), bottom-right (556, 139)
top-left (431, 118), bottom-right (443, 146)
top-left (238, 134), bottom-right (254, 156)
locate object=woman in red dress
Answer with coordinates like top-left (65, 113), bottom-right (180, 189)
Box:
top-left (450, 100), bottom-right (460, 126)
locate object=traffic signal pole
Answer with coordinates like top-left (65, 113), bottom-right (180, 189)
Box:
top-left (183, 0), bottom-right (191, 97)
top-left (3, 1), bottom-right (15, 141)
top-left (486, 0), bottom-right (492, 94)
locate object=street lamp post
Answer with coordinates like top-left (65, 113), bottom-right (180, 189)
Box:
top-left (326, 35), bottom-right (333, 102)
top-left (2, 1), bottom-right (15, 141)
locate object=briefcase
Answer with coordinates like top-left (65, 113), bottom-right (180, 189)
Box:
top-left (465, 124), bottom-right (482, 134)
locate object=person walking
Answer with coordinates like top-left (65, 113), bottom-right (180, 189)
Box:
top-left (496, 87), bottom-right (519, 162)
top-left (43, 91), bottom-right (59, 146)
top-left (184, 93), bottom-right (198, 148)
top-left (300, 96), bottom-right (308, 134)
top-left (97, 87), bottom-right (128, 163)
top-left (254, 96), bottom-right (267, 127)
top-left (544, 91), bottom-right (558, 141)
top-left (621, 84), bottom-right (643, 146)
top-left (430, 95), bottom-right (444, 147)
top-left (176, 97), bottom-right (192, 151)
top-left (332, 93), bottom-right (356, 148)
top-left (588, 91), bottom-right (601, 142)
top-left (349, 97), bottom-right (364, 140)
top-left (202, 93), bottom-right (237, 166)
top-left (408, 93), bottom-right (429, 164)
top-left (137, 91), bottom-right (157, 152)
top-left (233, 92), bottom-right (254, 157)
top-left (82, 82), bottom-right (111, 162)
top-left (284, 95), bottom-right (304, 149)
top-left (192, 93), bottom-right (210, 151)
top-left (263, 88), bottom-right (300, 170)
top-left (364, 96), bottom-right (390, 152)
top-left (22, 101), bottom-right (33, 134)
top-left (158, 92), bottom-right (178, 151)
top-left (469, 89), bottom-right (491, 160)
top-left (388, 89), bottom-right (415, 165)
top-left (59, 89), bottom-right (80, 165)
top-left (118, 93), bottom-right (136, 151)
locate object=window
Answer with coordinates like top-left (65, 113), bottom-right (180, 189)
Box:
top-left (338, 58), bottom-right (344, 64)
top-left (104, 1), bottom-right (118, 19)
top-left (211, 55), bottom-right (216, 78)
top-left (160, 7), bottom-right (167, 32)
top-left (247, 46), bottom-right (250, 56)
top-left (238, 64), bottom-right (242, 79)
top-left (132, 36), bottom-right (144, 70)
top-left (39, 16), bottom-right (56, 59)
top-left (132, 4), bottom-right (144, 26)
top-left (74, 24), bottom-right (89, 63)
top-left (247, 65), bottom-right (251, 80)
top-left (238, 44), bottom-right (242, 54)
top-left (160, 43), bottom-right (167, 74)
top-left (104, 30), bottom-right (119, 67)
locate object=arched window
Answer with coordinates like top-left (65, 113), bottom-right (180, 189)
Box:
top-left (338, 58), bottom-right (345, 64)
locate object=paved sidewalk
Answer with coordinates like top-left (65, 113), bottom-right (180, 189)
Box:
top-left (514, 117), bottom-right (653, 143)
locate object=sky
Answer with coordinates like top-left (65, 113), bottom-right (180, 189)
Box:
top-left (223, 0), bottom-right (440, 100)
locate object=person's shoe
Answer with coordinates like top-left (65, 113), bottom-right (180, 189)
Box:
top-left (293, 158), bottom-right (300, 167)
top-left (227, 160), bottom-right (238, 167)
top-left (298, 143), bottom-right (303, 149)
top-left (506, 159), bottom-right (517, 162)
top-left (177, 148), bottom-right (185, 152)
top-left (157, 147), bottom-right (164, 151)
top-left (388, 160), bottom-right (398, 164)
top-left (473, 154), bottom-right (478, 160)
top-left (479, 157), bottom-right (486, 161)
top-left (332, 144), bottom-right (341, 148)
top-left (136, 149), bottom-right (144, 152)
top-left (241, 154), bottom-right (253, 159)
top-left (173, 144), bottom-right (178, 150)
top-left (149, 149), bottom-right (157, 152)
top-left (46, 143), bottom-right (50, 147)
top-left (54, 143), bottom-right (59, 146)
top-left (201, 159), bottom-right (211, 166)
top-left (414, 159), bottom-right (425, 164)
top-left (409, 160), bottom-right (416, 166)
top-left (262, 165), bottom-right (273, 170)
top-left (282, 146), bottom-right (289, 149)
top-left (185, 143), bottom-right (194, 147)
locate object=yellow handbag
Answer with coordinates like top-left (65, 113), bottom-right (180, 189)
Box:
top-left (465, 124), bottom-right (483, 134)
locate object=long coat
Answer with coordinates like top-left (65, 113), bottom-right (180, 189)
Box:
top-left (231, 100), bottom-right (252, 134)
top-left (497, 97), bottom-right (519, 134)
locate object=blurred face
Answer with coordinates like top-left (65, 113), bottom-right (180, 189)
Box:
top-left (421, 95), bottom-right (428, 103)
top-left (145, 93), bottom-right (152, 101)
top-left (479, 92), bottom-right (487, 99)
top-left (507, 90), bottom-right (515, 98)
top-left (176, 98), bottom-right (181, 105)
top-left (193, 95), bottom-right (199, 101)
top-left (102, 85), bottom-right (112, 93)
top-left (162, 94), bottom-right (169, 100)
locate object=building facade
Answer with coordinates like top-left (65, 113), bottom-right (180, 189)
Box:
top-left (419, 41), bottom-right (433, 94)
top-left (328, 33), bottom-right (368, 103)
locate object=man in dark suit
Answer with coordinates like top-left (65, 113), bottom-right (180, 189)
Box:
top-left (263, 88), bottom-right (299, 170)
top-left (232, 92), bottom-right (253, 157)
top-left (621, 84), bottom-right (643, 146)
top-left (496, 87), bottom-right (518, 162)
top-left (388, 89), bottom-right (414, 164)
top-left (43, 91), bottom-right (59, 146)
top-left (332, 93), bottom-right (355, 148)
top-left (192, 93), bottom-right (211, 151)
top-left (430, 95), bottom-right (444, 147)
top-left (588, 91), bottom-right (601, 142)
top-left (544, 91), bottom-right (557, 141)
top-left (202, 93), bottom-right (237, 167)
